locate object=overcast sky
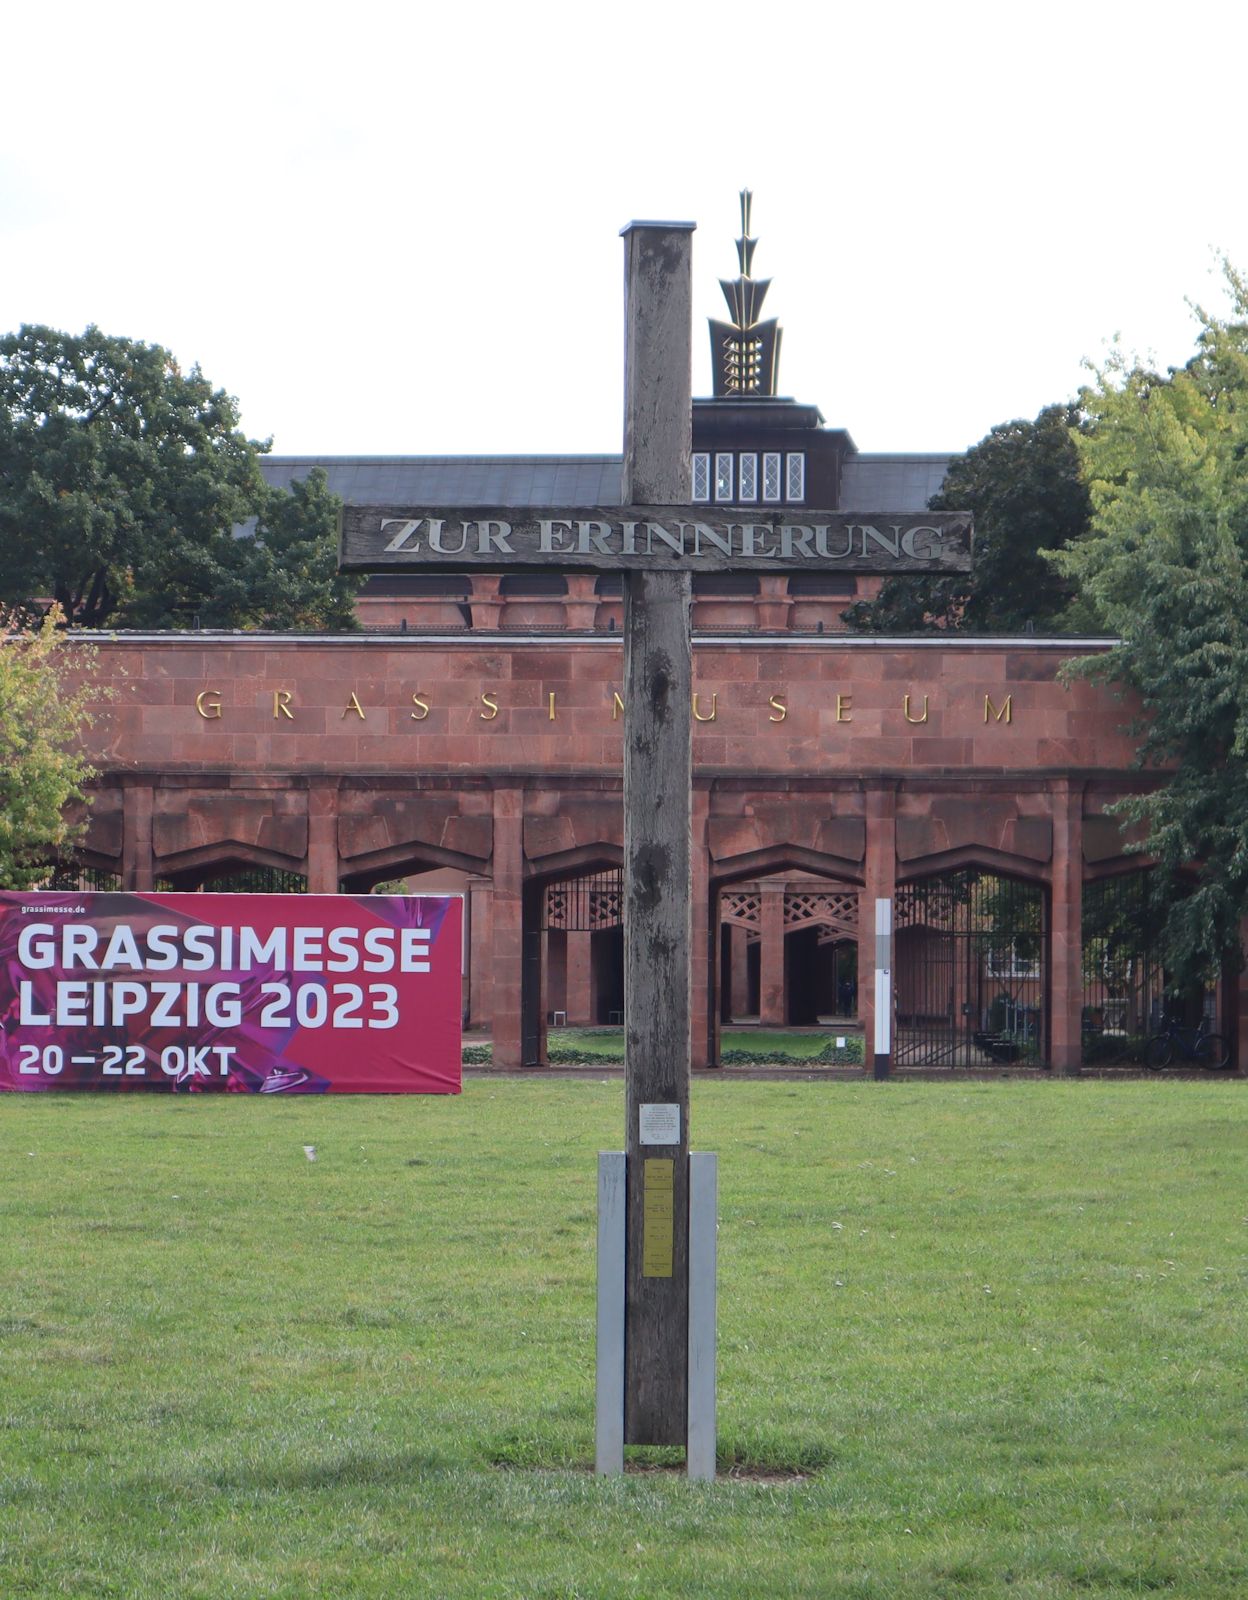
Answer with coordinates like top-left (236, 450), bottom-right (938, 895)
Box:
top-left (4, 1), bottom-right (1245, 459)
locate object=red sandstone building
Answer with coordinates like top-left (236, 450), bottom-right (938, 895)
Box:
top-left (67, 410), bottom-right (1242, 1074)
top-left (76, 617), bottom-right (1188, 1073)
top-left (53, 213), bottom-right (1247, 1075)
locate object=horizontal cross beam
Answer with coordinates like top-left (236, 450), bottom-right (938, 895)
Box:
top-left (338, 505), bottom-right (972, 575)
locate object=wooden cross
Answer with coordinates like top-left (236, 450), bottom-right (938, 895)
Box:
top-left (338, 218), bottom-right (971, 1472)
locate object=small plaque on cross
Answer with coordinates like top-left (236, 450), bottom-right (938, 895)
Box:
top-left (639, 1103), bottom-right (681, 1146)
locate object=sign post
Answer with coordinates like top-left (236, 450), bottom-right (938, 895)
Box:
top-left (874, 896), bottom-right (893, 1079)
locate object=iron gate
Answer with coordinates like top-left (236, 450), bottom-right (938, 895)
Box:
top-left (43, 862), bottom-right (309, 895)
top-left (1080, 871), bottom-right (1218, 1066)
top-left (44, 864), bottom-right (123, 892)
top-left (1081, 871), bottom-right (1164, 1066)
top-left (894, 869), bottom-right (1046, 1068)
top-left (197, 865), bottom-right (308, 894)
top-left (542, 870), bottom-right (623, 934)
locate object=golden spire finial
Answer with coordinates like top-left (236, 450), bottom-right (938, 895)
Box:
top-left (709, 189), bottom-right (782, 396)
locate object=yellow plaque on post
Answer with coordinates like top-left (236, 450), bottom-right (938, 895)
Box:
top-left (642, 1158), bottom-right (675, 1278)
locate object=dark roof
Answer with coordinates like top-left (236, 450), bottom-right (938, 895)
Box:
top-left (839, 454), bottom-right (951, 510)
top-left (261, 451), bottom-right (951, 514)
top-left (260, 455), bottom-right (623, 506)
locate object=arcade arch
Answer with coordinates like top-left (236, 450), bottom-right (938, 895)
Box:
top-left (708, 847), bottom-right (865, 1065)
top-left (520, 850), bottom-right (624, 1066)
top-left (718, 881), bottom-right (859, 1025)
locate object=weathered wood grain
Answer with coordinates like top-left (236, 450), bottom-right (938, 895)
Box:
top-left (338, 504), bottom-right (973, 575)
top-left (621, 223), bottom-right (694, 1447)
top-left (623, 565), bottom-right (692, 1444)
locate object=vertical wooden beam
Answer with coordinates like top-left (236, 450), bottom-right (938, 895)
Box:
top-left (620, 220), bottom-right (695, 1446)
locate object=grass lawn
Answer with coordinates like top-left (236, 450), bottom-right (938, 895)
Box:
top-left (535, 1027), bottom-right (864, 1064)
top-left (1, 1079), bottom-right (1245, 1598)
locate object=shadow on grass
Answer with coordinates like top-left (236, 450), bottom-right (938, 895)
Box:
top-left (489, 1429), bottom-right (838, 1477)
top-left (176, 1448), bottom-right (458, 1493)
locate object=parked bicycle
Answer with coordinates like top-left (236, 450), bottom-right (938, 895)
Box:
top-left (1144, 1017), bottom-right (1232, 1070)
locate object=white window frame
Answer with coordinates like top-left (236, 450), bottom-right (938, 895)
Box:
top-left (762, 452), bottom-right (782, 503)
top-left (714, 452), bottom-right (734, 502)
top-left (692, 453), bottom-right (710, 503)
top-left (738, 453), bottom-right (758, 502)
top-left (786, 452), bottom-right (806, 501)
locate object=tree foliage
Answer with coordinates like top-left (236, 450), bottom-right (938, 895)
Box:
top-left (0, 325), bottom-right (359, 630)
top-left (844, 403), bottom-right (1091, 633)
top-left (0, 610), bottom-right (97, 888)
top-left (1054, 265), bottom-right (1248, 985)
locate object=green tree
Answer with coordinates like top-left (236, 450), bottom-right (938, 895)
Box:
top-left (0, 610), bottom-right (96, 888)
top-left (0, 325), bottom-right (359, 629)
top-left (122, 466), bottom-right (358, 632)
top-left (844, 403), bottom-right (1091, 632)
top-left (1054, 265), bottom-right (1248, 986)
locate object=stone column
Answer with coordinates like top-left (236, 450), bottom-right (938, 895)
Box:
top-left (859, 782), bottom-right (898, 1054)
top-left (538, 928), bottom-right (551, 1038)
top-left (469, 575), bottom-right (505, 631)
top-left (121, 783), bottom-right (156, 891)
top-left (491, 786), bottom-right (525, 1069)
top-left (566, 930), bottom-right (593, 1025)
top-left (467, 875), bottom-right (493, 1031)
top-left (563, 575), bottom-right (600, 631)
top-left (755, 575), bottom-right (792, 632)
top-left (759, 878), bottom-right (787, 1027)
top-left (305, 781), bottom-right (340, 894)
top-left (730, 924), bottom-right (750, 1019)
top-left (1049, 779), bottom-right (1084, 1075)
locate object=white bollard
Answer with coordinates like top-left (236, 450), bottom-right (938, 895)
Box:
top-left (595, 1152), bottom-right (626, 1475)
top-left (686, 1151), bottom-right (718, 1482)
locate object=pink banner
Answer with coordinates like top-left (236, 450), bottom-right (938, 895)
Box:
top-left (0, 892), bottom-right (462, 1094)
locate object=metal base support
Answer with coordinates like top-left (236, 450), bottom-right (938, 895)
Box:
top-left (686, 1150), bottom-right (718, 1481)
top-left (596, 1152), bottom-right (626, 1475)
top-left (595, 1150), bottom-right (718, 1480)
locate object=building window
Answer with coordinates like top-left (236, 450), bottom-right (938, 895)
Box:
top-left (738, 453), bottom-right (758, 501)
top-left (786, 453), bottom-right (806, 501)
top-left (763, 452), bottom-right (782, 502)
top-left (692, 453), bottom-right (710, 502)
top-left (715, 452), bottom-right (734, 502)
